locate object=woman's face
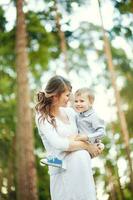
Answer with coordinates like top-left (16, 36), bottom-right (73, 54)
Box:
top-left (57, 89), bottom-right (71, 107)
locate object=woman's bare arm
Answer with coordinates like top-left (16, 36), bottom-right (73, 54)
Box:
top-left (67, 134), bottom-right (88, 141)
top-left (66, 139), bottom-right (102, 157)
top-left (37, 117), bottom-right (102, 156)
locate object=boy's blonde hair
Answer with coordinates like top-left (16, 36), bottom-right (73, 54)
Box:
top-left (75, 87), bottom-right (95, 104)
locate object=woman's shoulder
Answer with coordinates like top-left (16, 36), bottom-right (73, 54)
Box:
top-left (35, 112), bottom-right (47, 126)
top-left (35, 112), bottom-right (54, 133)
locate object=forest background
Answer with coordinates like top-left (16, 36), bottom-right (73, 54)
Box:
top-left (0, 0), bottom-right (133, 200)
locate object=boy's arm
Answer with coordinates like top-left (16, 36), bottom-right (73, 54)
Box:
top-left (90, 113), bottom-right (106, 141)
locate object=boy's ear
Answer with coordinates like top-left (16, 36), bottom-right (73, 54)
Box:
top-left (89, 96), bottom-right (94, 105)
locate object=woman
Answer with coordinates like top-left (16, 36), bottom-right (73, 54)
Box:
top-left (35, 75), bottom-right (102, 200)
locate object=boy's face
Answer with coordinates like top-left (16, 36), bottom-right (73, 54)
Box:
top-left (74, 94), bottom-right (92, 113)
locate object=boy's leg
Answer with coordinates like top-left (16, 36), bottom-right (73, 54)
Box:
top-left (40, 156), bottom-right (67, 169)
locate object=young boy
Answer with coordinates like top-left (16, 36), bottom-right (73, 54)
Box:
top-left (74, 88), bottom-right (105, 147)
top-left (40, 87), bottom-right (105, 168)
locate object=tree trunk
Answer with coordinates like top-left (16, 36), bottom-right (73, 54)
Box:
top-left (111, 125), bottom-right (126, 200)
top-left (7, 136), bottom-right (15, 200)
top-left (97, 0), bottom-right (133, 191)
top-left (114, 165), bottom-right (125, 200)
top-left (53, 0), bottom-right (68, 74)
top-left (15, 0), bottom-right (38, 200)
top-left (0, 168), bottom-right (3, 192)
top-left (106, 167), bottom-right (116, 200)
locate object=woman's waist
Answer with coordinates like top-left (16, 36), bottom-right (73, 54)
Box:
top-left (48, 166), bottom-right (65, 176)
top-left (65, 150), bottom-right (91, 162)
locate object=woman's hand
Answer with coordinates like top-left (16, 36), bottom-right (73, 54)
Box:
top-left (66, 136), bottom-right (104, 154)
top-left (87, 143), bottom-right (103, 157)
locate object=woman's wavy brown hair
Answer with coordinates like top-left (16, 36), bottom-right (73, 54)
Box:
top-left (35, 75), bottom-right (72, 127)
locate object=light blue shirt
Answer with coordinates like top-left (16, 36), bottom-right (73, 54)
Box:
top-left (76, 108), bottom-right (106, 143)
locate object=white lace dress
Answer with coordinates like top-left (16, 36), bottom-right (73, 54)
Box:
top-left (36, 107), bottom-right (96, 200)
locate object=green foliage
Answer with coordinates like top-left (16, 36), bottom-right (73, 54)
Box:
top-left (44, 0), bottom-right (88, 14)
top-left (111, 0), bottom-right (133, 42)
top-left (25, 10), bottom-right (60, 80)
top-left (0, 8), bottom-right (15, 69)
top-left (26, 11), bottom-right (59, 67)
top-left (113, 0), bottom-right (133, 14)
top-left (0, 6), bottom-right (7, 31)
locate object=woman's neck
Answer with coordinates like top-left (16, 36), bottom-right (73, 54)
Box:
top-left (51, 105), bottom-right (60, 117)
